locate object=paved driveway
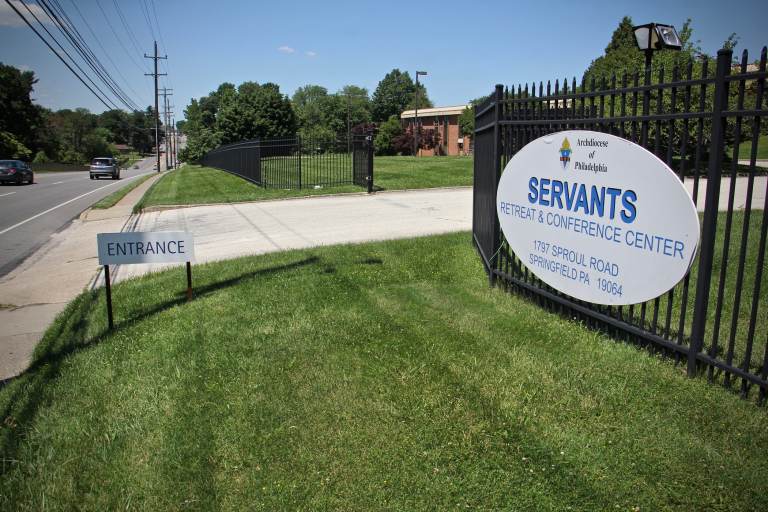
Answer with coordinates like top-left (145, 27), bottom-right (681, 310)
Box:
top-left (112, 187), bottom-right (473, 282)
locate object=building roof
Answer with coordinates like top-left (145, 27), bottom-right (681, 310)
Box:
top-left (401, 105), bottom-right (468, 119)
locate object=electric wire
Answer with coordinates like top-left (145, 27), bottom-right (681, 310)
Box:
top-left (37, 0), bottom-right (142, 111)
top-left (88, 0), bottom-right (148, 76)
top-left (64, 0), bottom-right (149, 106)
top-left (42, 0), bottom-right (142, 110)
top-left (2, 0), bottom-right (115, 110)
top-left (138, 0), bottom-right (156, 42)
top-left (4, 0), bottom-right (154, 133)
top-left (111, 0), bottom-right (146, 68)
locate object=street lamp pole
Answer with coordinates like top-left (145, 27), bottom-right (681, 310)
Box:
top-left (414, 71), bottom-right (427, 157)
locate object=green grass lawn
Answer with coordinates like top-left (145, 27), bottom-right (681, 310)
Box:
top-left (137, 157), bottom-right (472, 210)
top-left (739, 135), bottom-right (768, 160)
top-left (91, 173), bottom-right (155, 209)
top-left (374, 155), bottom-right (473, 189)
top-left (1, 233), bottom-right (767, 510)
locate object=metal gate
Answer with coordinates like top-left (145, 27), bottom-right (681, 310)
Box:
top-left (352, 133), bottom-right (374, 193)
top-left (201, 134), bottom-right (374, 191)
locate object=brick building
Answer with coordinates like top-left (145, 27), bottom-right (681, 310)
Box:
top-left (400, 105), bottom-right (471, 156)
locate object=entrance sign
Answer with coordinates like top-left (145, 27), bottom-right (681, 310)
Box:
top-left (96, 231), bottom-right (195, 329)
top-left (496, 130), bottom-right (699, 306)
top-left (97, 231), bottom-right (194, 265)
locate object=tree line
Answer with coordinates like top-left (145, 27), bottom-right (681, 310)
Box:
top-left (0, 63), bottom-right (158, 165)
top-left (179, 68), bottom-right (438, 161)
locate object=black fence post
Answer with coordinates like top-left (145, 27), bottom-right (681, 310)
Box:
top-left (367, 131), bottom-right (374, 193)
top-left (297, 135), bottom-right (303, 189)
top-left (688, 48), bottom-right (732, 378)
top-left (488, 84), bottom-right (504, 287)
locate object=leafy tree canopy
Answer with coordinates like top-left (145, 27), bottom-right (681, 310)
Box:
top-left (182, 80), bottom-right (297, 160)
top-left (0, 62), bottom-right (43, 152)
top-left (371, 69), bottom-right (432, 123)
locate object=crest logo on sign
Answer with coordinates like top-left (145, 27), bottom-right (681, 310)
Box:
top-left (559, 137), bottom-right (572, 169)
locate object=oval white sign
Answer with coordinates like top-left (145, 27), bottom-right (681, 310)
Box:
top-left (496, 130), bottom-right (699, 306)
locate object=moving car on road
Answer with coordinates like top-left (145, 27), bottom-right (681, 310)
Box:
top-left (0, 160), bottom-right (33, 185)
top-left (90, 157), bottom-right (120, 180)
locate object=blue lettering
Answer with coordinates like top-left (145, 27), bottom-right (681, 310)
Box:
top-left (590, 186), bottom-right (605, 216)
top-left (574, 184), bottom-right (589, 214)
top-left (620, 190), bottom-right (637, 223)
top-left (539, 178), bottom-right (551, 206)
top-left (551, 180), bottom-right (564, 209)
top-left (528, 177), bottom-right (539, 204)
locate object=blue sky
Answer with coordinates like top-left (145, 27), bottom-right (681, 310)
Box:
top-left (0, 0), bottom-right (765, 120)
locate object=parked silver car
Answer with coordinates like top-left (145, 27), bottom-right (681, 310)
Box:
top-left (0, 160), bottom-right (34, 185)
top-left (90, 157), bottom-right (120, 180)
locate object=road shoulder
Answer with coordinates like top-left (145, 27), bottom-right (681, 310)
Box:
top-left (0, 173), bottom-right (162, 381)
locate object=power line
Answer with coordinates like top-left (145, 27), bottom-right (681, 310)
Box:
top-left (5, 0), bottom-right (155, 135)
top-left (44, 0), bottom-right (138, 110)
top-left (5, 0), bottom-right (118, 110)
top-left (88, 0), bottom-right (147, 77)
top-left (65, 0), bottom-right (149, 106)
top-left (108, 0), bottom-right (149, 74)
top-left (139, 0), bottom-right (156, 42)
top-left (37, 0), bottom-right (141, 111)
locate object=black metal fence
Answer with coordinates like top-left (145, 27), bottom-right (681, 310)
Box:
top-left (473, 48), bottom-right (768, 401)
top-left (200, 134), bottom-right (374, 191)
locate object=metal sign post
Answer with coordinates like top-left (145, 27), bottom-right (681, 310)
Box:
top-left (104, 264), bottom-right (114, 330)
top-left (97, 231), bottom-right (195, 329)
top-left (186, 261), bottom-right (193, 300)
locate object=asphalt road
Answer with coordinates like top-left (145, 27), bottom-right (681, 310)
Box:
top-left (0, 157), bottom-right (159, 277)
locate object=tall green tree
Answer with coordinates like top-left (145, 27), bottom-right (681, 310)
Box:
top-left (0, 62), bottom-right (43, 158)
top-left (373, 115), bottom-right (403, 155)
top-left (292, 85), bottom-right (335, 140)
top-left (98, 109), bottom-right (131, 144)
top-left (371, 69), bottom-right (431, 123)
top-left (182, 81), bottom-right (296, 160)
top-left (340, 85), bottom-right (371, 129)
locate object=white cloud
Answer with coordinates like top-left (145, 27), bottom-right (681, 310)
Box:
top-left (0, 1), bottom-right (53, 27)
top-left (305, 51), bottom-right (317, 57)
top-left (277, 46), bottom-right (295, 54)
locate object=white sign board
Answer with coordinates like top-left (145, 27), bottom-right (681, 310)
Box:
top-left (496, 130), bottom-right (699, 305)
top-left (97, 231), bottom-right (194, 265)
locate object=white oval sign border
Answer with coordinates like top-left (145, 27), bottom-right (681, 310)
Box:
top-left (496, 130), bottom-right (700, 306)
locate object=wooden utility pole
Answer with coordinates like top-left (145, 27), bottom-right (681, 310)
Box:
top-left (171, 117), bottom-right (178, 168)
top-left (144, 41), bottom-right (167, 173)
top-left (160, 87), bottom-right (173, 169)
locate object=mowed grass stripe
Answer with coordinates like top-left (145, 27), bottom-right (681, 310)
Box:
top-left (1, 233), bottom-right (766, 510)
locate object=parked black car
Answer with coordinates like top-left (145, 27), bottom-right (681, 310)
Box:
top-left (90, 157), bottom-right (120, 180)
top-left (0, 160), bottom-right (34, 185)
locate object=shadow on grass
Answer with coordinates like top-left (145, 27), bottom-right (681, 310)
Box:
top-left (0, 255), bottom-right (320, 475)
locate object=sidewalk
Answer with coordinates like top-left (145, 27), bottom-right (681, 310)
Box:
top-left (0, 173), bottom-right (162, 380)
